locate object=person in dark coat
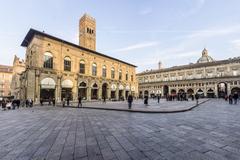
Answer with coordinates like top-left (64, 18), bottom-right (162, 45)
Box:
top-left (144, 95), bottom-right (149, 106)
top-left (127, 94), bottom-right (133, 109)
top-left (195, 93), bottom-right (199, 105)
top-left (103, 96), bottom-right (106, 104)
top-left (229, 94), bottom-right (233, 104)
top-left (233, 92), bottom-right (239, 104)
top-left (78, 96), bottom-right (82, 107)
top-left (2, 99), bottom-right (6, 111)
top-left (157, 95), bottom-right (160, 104)
top-left (40, 98), bottom-right (43, 106)
top-left (52, 98), bottom-right (55, 106)
top-left (67, 97), bottom-right (70, 106)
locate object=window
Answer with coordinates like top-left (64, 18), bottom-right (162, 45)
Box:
top-left (43, 52), bottom-right (53, 69)
top-left (79, 60), bottom-right (85, 74)
top-left (131, 75), bottom-right (133, 81)
top-left (64, 57), bottom-right (71, 71)
top-left (126, 72), bottom-right (128, 81)
top-left (233, 70), bottom-right (237, 76)
top-left (111, 67), bottom-right (115, 79)
top-left (119, 70), bottom-right (122, 80)
top-left (92, 63), bottom-right (97, 76)
top-left (102, 65), bottom-right (107, 78)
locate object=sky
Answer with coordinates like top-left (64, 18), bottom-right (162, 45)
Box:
top-left (0, 0), bottom-right (240, 72)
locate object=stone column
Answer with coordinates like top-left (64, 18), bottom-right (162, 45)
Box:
top-left (57, 76), bottom-right (62, 102)
top-left (35, 70), bottom-right (40, 103)
top-left (227, 82), bottom-right (231, 95)
top-left (87, 87), bottom-right (91, 101)
top-left (107, 87), bottom-right (111, 100)
top-left (98, 87), bottom-right (102, 100)
top-left (214, 83), bottom-right (218, 98)
top-left (116, 88), bottom-right (119, 100)
top-left (73, 78), bottom-right (78, 101)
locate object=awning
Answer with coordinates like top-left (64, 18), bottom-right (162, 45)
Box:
top-left (126, 85), bottom-right (130, 91)
top-left (61, 79), bottom-right (73, 88)
top-left (119, 84), bottom-right (124, 90)
top-left (111, 84), bottom-right (117, 91)
top-left (41, 78), bottom-right (56, 89)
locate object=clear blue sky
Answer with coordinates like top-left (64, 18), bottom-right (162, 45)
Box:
top-left (0, 0), bottom-right (240, 72)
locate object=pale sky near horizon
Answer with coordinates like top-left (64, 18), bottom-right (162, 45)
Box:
top-left (0, 0), bottom-right (240, 72)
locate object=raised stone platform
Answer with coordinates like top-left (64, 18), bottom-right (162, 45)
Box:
top-left (61, 98), bottom-right (209, 113)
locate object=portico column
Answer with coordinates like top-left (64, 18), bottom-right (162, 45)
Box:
top-left (73, 79), bottom-right (78, 101)
top-left (227, 82), bottom-right (231, 95)
top-left (98, 87), bottom-right (102, 100)
top-left (87, 87), bottom-right (91, 101)
top-left (214, 83), bottom-right (218, 98)
top-left (57, 77), bottom-right (61, 102)
top-left (116, 88), bottom-right (119, 100)
top-left (107, 87), bottom-right (111, 100)
top-left (35, 75), bottom-right (40, 103)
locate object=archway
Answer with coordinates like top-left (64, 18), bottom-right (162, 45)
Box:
top-left (91, 83), bottom-right (98, 100)
top-left (78, 82), bottom-right (87, 100)
top-left (102, 83), bottom-right (108, 99)
top-left (218, 82), bottom-right (227, 98)
top-left (178, 89), bottom-right (185, 94)
top-left (187, 88), bottom-right (194, 96)
top-left (207, 88), bottom-right (215, 98)
top-left (150, 90), bottom-right (155, 98)
top-left (61, 79), bottom-right (73, 100)
top-left (119, 85), bottom-right (124, 100)
top-left (231, 87), bottom-right (240, 96)
top-left (144, 90), bottom-right (149, 97)
top-left (111, 84), bottom-right (117, 99)
top-left (163, 85), bottom-right (169, 96)
top-left (40, 78), bottom-right (56, 102)
top-left (139, 91), bottom-right (143, 99)
top-left (171, 89), bottom-right (177, 95)
top-left (197, 89), bottom-right (204, 98)
top-left (125, 85), bottom-right (130, 99)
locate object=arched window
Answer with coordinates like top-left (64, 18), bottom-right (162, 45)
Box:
top-left (102, 65), bottom-right (107, 78)
top-left (43, 52), bottom-right (53, 69)
top-left (92, 63), bottom-right (97, 76)
top-left (119, 69), bottom-right (122, 80)
top-left (111, 67), bottom-right (115, 79)
top-left (79, 60), bottom-right (85, 74)
top-left (64, 57), bottom-right (71, 71)
top-left (126, 71), bottom-right (129, 81)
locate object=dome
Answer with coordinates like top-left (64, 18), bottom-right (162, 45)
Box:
top-left (197, 48), bottom-right (214, 63)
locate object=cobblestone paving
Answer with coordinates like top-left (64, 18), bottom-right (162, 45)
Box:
top-left (0, 99), bottom-right (240, 160)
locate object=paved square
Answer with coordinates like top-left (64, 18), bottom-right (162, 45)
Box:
top-left (0, 99), bottom-right (240, 160)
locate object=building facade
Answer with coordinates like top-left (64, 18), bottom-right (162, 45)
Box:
top-left (11, 55), bottom-right (25, 99)
top-left (19, 14), bottom-right (138, 102)
top-left (0, 65), bottom-right (13, 97)
top-left (137, 49), bottom-right (240, 98)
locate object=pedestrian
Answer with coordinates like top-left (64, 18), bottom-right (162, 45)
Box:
top-left (195, 93), bottom-right (199, 105)
top-left (144, 95), bottom-right (149, 106)
top-left (52, 97), bottom-right (55, 106)
top-left (233, 92), bottom-right (239, 105)
top-left (62, 98), bottom-right (66, 107)
top-left (78, 96), bottom-right (82, 107)
top-left (29, 99), bottom-right (33, 107)
top-left (229, 94), bottom-right (233, 104)
top-left (103, 96), bottom-right (106, 104)
top-left (25, 99), bottom-right (29, 108)
top-left (67, 97), bottom-right (70, 106)
top-left (157, 95), bottom-right (160, 104)
top-left (2, 99), bottom-right (6, 111)
top-left (40, 98), bottom-right (43, 106)
top-left (128, 94), bottom-right (133, 109)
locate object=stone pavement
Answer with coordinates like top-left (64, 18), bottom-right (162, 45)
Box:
top-left (64, 99), bottom-right (209, 113)
top-left (0, 99), bottom-right (240, 160)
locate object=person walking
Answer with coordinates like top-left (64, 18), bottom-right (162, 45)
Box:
top-left (229, 94), bottom-right (233, 104)
top-left (67, 97), bottom-right (70, 106)
top-left (2, 99), bottom-right (6, 111)
top-left (233, 92), bottom-right (239, 104)
top-left (78, 96), bottom-right (82, 108)
top-left (195, 93), bottom-right (199, 105)
top-left (62, 98), bottom-right (66, 107)
top-left (103, 96), bottom-right (106, 104)
top-left (40, 98), bottom-right (43, 106)
top-left (52, 98), bottom-right (55, 106)
top-left (157, 95), bottom-right (160, 104)
top-left (25, 99), bottom-right (29, 108)
top-left (144, 95), bottom-right (149, 106)
top-left (128, 94), bottom-right (133, 109)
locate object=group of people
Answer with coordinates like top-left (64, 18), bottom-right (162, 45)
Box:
top-left (226, 92), bottom-right (239, 105)
top-left (40, 97), bottom-right (55, 106)
top-left (0, 98), bottom-right (33, 111)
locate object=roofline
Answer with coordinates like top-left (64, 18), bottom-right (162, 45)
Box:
top-left (137, 58), bottom-right (240, 76)
top-left (21, 28), bottom-right (137, 68)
